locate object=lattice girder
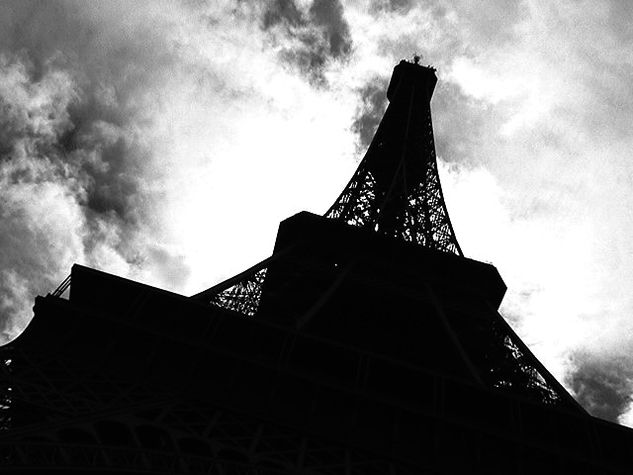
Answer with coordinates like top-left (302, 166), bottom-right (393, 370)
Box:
top-left (326, 60), bottom-right (462, 256)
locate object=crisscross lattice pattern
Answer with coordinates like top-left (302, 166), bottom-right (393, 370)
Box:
top-left (326, 62), bottom-right (462, 256)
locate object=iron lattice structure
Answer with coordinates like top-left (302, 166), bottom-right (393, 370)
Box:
top-left (193, 60), bottom-right (569, 409)
top-left (5, 263), bottom-right (633, 475)
top-left (0, 328), bottom-right (414, 475)
top-left (4, 59), bottom-right (633, 474)
top-left (326, 60), bottom-right (462, 256)
top-left (192, 243), bottom-right (572, 409)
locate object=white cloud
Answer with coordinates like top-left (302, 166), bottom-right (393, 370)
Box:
top-left (619, 400), bottom-right (633, 428)
top-left (1, 0), bottom-right (633, 424)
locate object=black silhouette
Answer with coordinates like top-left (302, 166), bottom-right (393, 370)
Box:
top-left (1, 59), bottom-right (632, 474)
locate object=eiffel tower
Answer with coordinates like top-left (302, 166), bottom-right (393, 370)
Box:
top-left (325, 58), bottom-right (461, 255)
top-left (2, 59), bottom-right (633, 474)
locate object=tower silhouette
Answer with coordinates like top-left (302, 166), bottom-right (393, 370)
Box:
top-left (2, 59), bottom-right (633, 474)
top-left (326, 61), bottom-right (461, 255)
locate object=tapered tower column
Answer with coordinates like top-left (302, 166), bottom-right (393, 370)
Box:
top-left (326, 60), bottom-right (462, 255)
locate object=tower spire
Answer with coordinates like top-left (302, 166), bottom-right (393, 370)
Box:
top-left (326, 59), bottom-right (462, 256)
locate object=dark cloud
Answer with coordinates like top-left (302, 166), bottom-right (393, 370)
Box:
top-left (309, 0), bottom-right (351, 58)
top-left (431, 81), bottom-right (490, 164)
top-left (261, 0), bottom-right (352, 85)
top-left (0, 1), bottom-right (191, 341)
top-left (605, 1), bottom-right (633, 44)
top-left (351, 76), bottom-right (389, 152)
top-left (263, 0), bottom-right (303, 29)
top-left (0, 1), bottom-right (172, 223)
top-left (566, 352), bottom-right (633, 422)
top-left (369, 0), bottom-right (415, 15)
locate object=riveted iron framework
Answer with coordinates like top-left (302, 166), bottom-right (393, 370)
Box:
top-left (0, 337), bottom-right (410, 474)
top-left (191, 61), bottom-right (569, 409)
top-left (191, 215), bottom-right (575, 410)
top-left (4, 60), bottom-right (633, 474)
top-left (326, 60), bottom-right (462, 256)
top-left (1, 340), bottom-right (406, 475)
top-left (4, 262), bottom-right (633, 474)
top-left (199, 61), bottom-right (464, 321)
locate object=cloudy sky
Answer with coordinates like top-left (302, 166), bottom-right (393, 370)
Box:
top-left (1, 0), bottom-right (633, 425)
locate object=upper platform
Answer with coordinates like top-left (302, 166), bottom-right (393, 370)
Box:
top-left (275, 211), bottom-right (506, 309)
top-left (387, 59), bottom-right (438, 102)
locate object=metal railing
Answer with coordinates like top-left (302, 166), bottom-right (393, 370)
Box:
top-left (51, 275), bottom-right (71, 298)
